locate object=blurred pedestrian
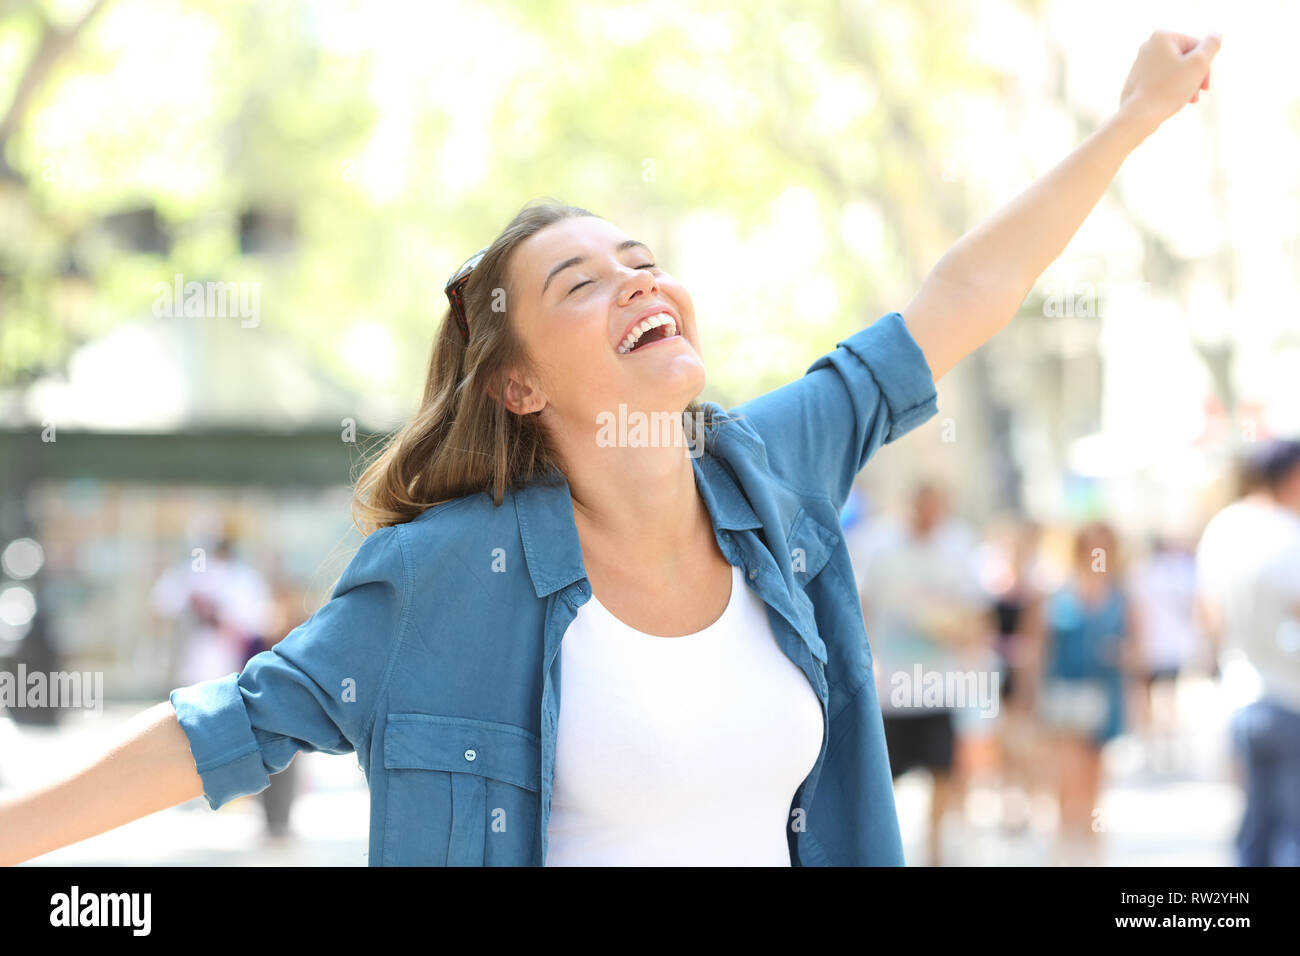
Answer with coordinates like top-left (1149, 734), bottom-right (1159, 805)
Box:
top-left (1196, 438), bottom-right (1300, 866)
top-left (1126, 533), bottom-right (1204, 773)
top-left (250, 572), bottom-right (313, 842)
top-left (151, 535), bottom-right (273, 687)
top-left (855, 481), bottom-right (986, 866)
top-left (982, 517), bottom-right (1048, 832)
top-left (1038, 521), bottom-right (1136, 866)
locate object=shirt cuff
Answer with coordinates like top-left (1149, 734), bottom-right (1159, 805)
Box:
top-left (826, 311), bottom-right (938, 444)
top-left (170, 674), bottom-right (271, 810)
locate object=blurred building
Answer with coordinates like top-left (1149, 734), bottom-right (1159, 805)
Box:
top-left (0, 315), bottom-right (394, 709)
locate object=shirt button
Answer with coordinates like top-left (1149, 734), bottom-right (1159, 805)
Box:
top-left (464, 748), bottom-right (477, 762)
top-left (748, 567), bottom-right (758, 580)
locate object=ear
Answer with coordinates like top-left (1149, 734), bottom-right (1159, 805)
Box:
top-left (489, 368), bottom-right (546, 416)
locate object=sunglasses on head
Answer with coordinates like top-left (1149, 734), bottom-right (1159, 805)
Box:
top-left (444, 246), bottom-right (489, 341)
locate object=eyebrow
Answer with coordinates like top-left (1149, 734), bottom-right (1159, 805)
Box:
top-left (542, 239), bottom-right (652, 296)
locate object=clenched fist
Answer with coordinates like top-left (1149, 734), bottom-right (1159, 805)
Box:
top-left (1119, 30), bottom-right (1222, 135)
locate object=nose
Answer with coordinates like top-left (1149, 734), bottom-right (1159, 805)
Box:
top-left (619, 266), bottom-right (658, 301)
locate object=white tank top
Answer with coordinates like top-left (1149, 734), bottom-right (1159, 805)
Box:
top-left (545, 563), bottom-right (825, 866)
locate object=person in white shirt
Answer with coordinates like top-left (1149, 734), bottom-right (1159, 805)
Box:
top-left (151, 537), bottom-right (274, 687)
top-left (852, 480), bottom-right (987, 866)
top-left (1127, 534), bottom-right (1207, 772)
top-left (1195, 439), bottom-right (1300, 866)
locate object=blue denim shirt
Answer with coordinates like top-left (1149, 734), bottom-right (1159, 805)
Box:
top-left (169, 310), bottom-right (939, 865)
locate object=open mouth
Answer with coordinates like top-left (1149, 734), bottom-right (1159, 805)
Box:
top-left (617, 312), bottom-right (680, 355)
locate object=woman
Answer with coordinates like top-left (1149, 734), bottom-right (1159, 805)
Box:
top-left (0, 30), bottom-right (1219, 866)
top-left (1038, 521), bottom-right (1137, 865)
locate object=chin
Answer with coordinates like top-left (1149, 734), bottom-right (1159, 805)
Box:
top-left (668, 362), bottom-right (706, 401)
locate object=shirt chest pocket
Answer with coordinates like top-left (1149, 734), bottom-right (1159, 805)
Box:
top-left (382, 713), bottom-right (541, 866)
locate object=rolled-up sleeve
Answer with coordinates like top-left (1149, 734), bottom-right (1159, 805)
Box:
top-left (169, 523), bottom-right (409, 810)
top-left (730, 311), bottom-right (939, 511)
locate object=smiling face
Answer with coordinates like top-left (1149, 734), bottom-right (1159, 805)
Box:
top-left (499, 215), bottom-right (706, 433)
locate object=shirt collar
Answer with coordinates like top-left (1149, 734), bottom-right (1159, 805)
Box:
top-left (514, 449), bottom-right (762, 599)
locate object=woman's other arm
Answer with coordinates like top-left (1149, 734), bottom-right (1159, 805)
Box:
top-left (0, 701), bottom-right (203, 866)
top-left (902, 30), bottom-right (1222, 383)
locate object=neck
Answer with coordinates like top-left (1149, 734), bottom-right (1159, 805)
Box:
top-left (563, 421), bottom-right (707, 570)
top-left (1249, 489), bottom-right (1300, 513)
top-left (1076, 571), bottom-right (1107, 593)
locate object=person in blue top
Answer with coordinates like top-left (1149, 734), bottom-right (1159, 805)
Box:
top-left (1038, 521), bottom-right (1136, 865)
top-left (0, 30), bottom-right (1221, 866)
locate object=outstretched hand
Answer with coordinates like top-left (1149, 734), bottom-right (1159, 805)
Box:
top-left (1119, 30), bottom-right (1222, 134)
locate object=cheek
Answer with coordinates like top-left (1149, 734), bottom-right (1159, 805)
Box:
top-left (666, 283), bottom-right (697, 337)
top-left (537, 334), bottom-right (615, 404)
top-left (674, 285), bottom-right (695, 315)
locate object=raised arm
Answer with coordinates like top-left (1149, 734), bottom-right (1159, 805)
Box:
top-left (903, 30), bottom-right (1223, 383)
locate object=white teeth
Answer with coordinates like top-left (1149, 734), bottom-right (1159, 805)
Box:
top-left (617, 313), bottom-right (678, 354)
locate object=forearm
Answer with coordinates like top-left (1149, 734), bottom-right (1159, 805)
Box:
top-left (0, 701), bottom-right (205, 865)
top-left (904, 105), bottom-right (1155, 380)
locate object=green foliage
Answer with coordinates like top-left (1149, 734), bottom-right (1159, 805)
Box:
top-left (0, 0), bottom-right (993, 408)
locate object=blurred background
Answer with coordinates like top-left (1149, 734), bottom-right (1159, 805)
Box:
top-left (1, 0), bottom-right (1297, 865)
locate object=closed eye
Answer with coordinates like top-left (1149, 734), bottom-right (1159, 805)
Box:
top-left (568, 262), bottom-right (657, 296)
